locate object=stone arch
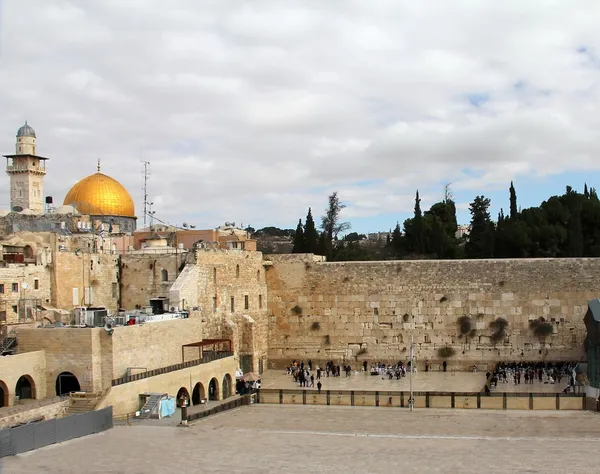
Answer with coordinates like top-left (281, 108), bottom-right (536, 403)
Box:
top-left (15, 374), bottom-right (35, 400)
top-left (222, 374), bottom-right (233, 399)
top-left (161, 269), bottom-right (168, 281)
top-left (192, 382), bottom-right (206, 405)
top-left (55, 372), bottom-right (81, 396)
top-left (0, 380), bottom-right (8, 408)
top-left (176, 387), bottom-right (190, 407)
top-left (208, 377), bottom-right (219, 401)
top-left (23, 244), bottom-right (34, 259)
top-left (236, 264), bottom-right (240, 278)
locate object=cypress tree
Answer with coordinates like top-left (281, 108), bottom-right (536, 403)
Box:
top-left (413, 190), bottom-right (424, 254)
top-left (303, 208), bottom-right (319, 253)
top-left (584, 183), bottom-right (590, 199)
top-left (292, 219), bottom-right (304, 253)
top-left (509, 181), bottom-right (518, 220)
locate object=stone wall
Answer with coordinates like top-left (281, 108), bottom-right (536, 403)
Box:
top-left (194, 249), bottom-right (269, 372)
top-left (0, 350), bottom-right (47, 407)
top-left (265, 255), bottom-right (599, 369)
top-left (52, 251), bottom-right (119, 312)
top-left (16, 328), bottom-right (102, 395)
top-left (110, 318), bottom-right (204, 379)
top-left (95, 356), bottom-right (236, 416)
top-left (0, 398), bottom-right (69, 429)
top-left (14, 319), bottom-right (205, 396)
top-left (120, 252), bottom-right (187, 309)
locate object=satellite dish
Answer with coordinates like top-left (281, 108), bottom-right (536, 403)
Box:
top-left (22, 283), bottom-right (29, 289)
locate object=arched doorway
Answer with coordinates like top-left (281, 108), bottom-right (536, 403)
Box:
top-left (55, 372), bottom-right (81, 396)
top-left (208, 378), bottom-right (219, 401)
top-left (15, 375), bottom-right (35, 400)
top-left (222, 374), bottom-right (232, 399)
top-left (192, 382), bottom-right (206, 405)
top-left (176, 387), bottom-right (190, 407)
top-left (0, 380), bottom-right (8, 408)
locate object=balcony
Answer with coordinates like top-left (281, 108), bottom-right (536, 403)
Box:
top-left (6, 164), bottom-right (46, 173)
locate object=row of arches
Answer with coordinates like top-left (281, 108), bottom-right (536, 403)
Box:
top-left (175, 374), bottom-right (233, 407)
top-left (0, 372), bottom-right (81, 409)
top-left (0, 375), bottom-right (36, 408)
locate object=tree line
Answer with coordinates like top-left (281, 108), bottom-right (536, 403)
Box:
top-left (285, 182), bottom-right (600, 261)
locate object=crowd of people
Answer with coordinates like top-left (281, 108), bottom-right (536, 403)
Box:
top-left (485, 361), bottom-right (577, 393)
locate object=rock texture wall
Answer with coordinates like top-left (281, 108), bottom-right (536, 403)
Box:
top-left (194, 249), bottom-right (269, 372)
top-left (266, 254), bottom-right (599, 369)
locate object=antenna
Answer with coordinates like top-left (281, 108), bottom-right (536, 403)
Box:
top-left (141, 160), bottom-right (151, 227)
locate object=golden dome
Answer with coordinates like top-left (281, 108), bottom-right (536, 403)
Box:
top-left (63, 170), bottom-right (135, 218)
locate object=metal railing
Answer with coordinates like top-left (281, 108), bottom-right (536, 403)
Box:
top-left (186, 393), bottom-right (254, 422)
top-left (256, 388), bottom-right (586, 410)
top-left (111, 351), bottom-right (233, 386)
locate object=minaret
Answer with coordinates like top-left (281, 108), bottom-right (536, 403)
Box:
top-left (4, 121), bottom-right (49, 213)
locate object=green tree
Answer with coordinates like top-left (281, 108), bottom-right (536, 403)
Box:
top-left (509, 181), bottom-right (518, 220)
top-left (320, 192), bottom-right (350, 260)
top-left (465, 195), bottom-right (494, 258)
top-left (292, 219), bottom-right (304, 253)
top-left (303, 208), bottom-right (319, 253)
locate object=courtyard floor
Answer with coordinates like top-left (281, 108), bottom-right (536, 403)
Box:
top-left (260, 369), bottom-right (567, 393)
top-left (3, 405), bottom-right (599, 473)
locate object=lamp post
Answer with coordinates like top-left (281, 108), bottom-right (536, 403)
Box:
top-left (409, 315), bottom-right (414, 411)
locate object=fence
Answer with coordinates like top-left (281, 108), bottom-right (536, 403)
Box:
top-left (0, 406), bottom-right (113, 458)
top-left (186, 393), bottom-right (254, 422)
top-left (111, 352), bottom-right (233, 386)
top-left (256, 389), bottom-right (586, 410)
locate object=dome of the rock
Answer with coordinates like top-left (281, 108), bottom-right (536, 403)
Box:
top-left (63, 171), bottom-right (135, 218)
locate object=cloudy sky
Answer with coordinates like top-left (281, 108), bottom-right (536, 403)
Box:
top-left (2, 1), bottom-right (600, 234)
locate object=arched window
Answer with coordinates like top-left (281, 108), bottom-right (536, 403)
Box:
top-left (161, 269), bottom-right (168, 281)
top-left (236, 265), bottom-right (240, 278)
top-left (213, 267), bottom-right (217, 282)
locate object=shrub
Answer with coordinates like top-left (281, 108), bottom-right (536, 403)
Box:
top-left (439, 295), bottom-right (448, 303)
top-left (438, 346), bottom-right (456, 358)
top-left (490, 317), bottom-right (509, 343)
top-left (457, 315), bottom-right (473, 337)
top-left (311, 321), bottom-right (320, 331)
top-left (402, 313), bottom-right (410, 322)
top-left (291, 305), bottom-right (302, 315)
top-left (530, 318), bottom-right (553, 338)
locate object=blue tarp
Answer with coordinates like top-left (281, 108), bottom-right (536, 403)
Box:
top-left (159, 397), bottom-right (176, 419)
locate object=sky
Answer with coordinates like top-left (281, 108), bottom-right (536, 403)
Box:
top-left (2, 1), bottom-right (600, 234)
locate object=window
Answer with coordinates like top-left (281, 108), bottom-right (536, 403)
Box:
top-left (112, 282), bottom-right (118, 298)
top-left (161, 269), bottom-right (168, 282)
top-left (12, 283), bottom-right (18, 292)
top-left (34, 279), bottom-right (39, 290)
top-left (12, 305), bottom-right (18, 313)
top-left (373, 308), bottom-right (379, 316)
top-left (0, 284), bottom-right (4, 293)
top-left (259, 294), bottom-right (263, 309)
top-left (257, 270), bottom-right (260, 281)
top-left (236, 265), bottom-right (240, 278)
top-left (244, 295), bottom-right (249, 310)
top-left (0, 311), bottom-right (5, 322)
top-left (230, 296), bottom-right (235, 313)
top-left (213, 296), bottom-right (217, 313)
top-left (213, 267), bottom-right (217, 282)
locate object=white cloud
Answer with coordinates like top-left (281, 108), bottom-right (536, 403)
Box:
top-left (1, 0), bottom-right (600, 230)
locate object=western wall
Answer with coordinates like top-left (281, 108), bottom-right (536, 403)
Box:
top-left (265, 254), bottom-right (600, 369)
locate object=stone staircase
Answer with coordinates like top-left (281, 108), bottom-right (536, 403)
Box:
top-left (67, 393), bottom-right (103, 415)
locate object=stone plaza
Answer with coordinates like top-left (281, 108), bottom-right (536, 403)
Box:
top-left (3, 405), bottom-right (599, 473)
